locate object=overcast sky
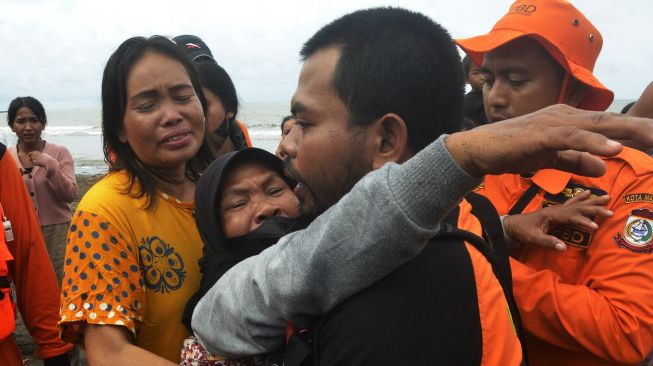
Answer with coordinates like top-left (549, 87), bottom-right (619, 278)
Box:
top-left (0, 0), bottom-right (649, 109)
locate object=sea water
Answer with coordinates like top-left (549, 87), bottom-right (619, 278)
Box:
top-left (0, 100), bottom-right (634, 175)
top-left (0, 102), bottom-right (290, 175)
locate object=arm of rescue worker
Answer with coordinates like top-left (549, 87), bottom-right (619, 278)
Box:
top-left (617, 81), bottom-right (653, 153)
top-left (32, 148), bottom-right (77, 203)
top-left (510, 175), bottom-right (653, 364)
top-left (193, 136), bottom-right (479, 356)
top-left (0, 148), bottom-right (73, 359)
top-left (84, 325), bottom-right (176, 366)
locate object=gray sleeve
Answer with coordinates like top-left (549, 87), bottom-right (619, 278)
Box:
top-left (192, 135), bottom-right (480, 356)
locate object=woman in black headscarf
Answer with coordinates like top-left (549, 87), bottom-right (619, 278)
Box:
top-left (181, 148), bottom-right (308, 365)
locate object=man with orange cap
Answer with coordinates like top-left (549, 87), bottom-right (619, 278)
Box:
top-left (457, 0), bottom-right (653, 365)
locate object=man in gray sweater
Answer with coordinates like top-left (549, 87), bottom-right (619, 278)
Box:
top-left (192, 7), bottom-right (653, 363)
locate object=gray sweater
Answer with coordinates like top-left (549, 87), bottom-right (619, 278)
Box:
top-left (192, 135), bottom-right (480, 356)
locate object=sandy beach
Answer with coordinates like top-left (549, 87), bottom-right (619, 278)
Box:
top-left (72, 174), bottom-right (104, 211)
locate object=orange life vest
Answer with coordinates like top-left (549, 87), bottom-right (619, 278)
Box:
top-left (0, 203), bottom-right (16, 341)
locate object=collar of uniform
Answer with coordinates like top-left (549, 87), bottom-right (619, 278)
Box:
top-left (529, 169), bottom-right (573, 195)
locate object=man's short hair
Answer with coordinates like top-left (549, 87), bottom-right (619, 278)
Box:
top-left (300, 7), bottom-right (464, 152)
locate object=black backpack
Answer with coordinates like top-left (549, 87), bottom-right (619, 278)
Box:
top-left (284, 192), bottom-right (528, 366)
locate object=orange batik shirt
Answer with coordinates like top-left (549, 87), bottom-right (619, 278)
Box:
top-left (58, 171), bottom-right (203, 362)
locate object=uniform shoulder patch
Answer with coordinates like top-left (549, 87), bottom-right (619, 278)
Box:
top-left (614, 208), bottom-right (653, 254)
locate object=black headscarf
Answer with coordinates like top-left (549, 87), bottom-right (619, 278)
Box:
top-left (182, 148), bottom-right (304, 331)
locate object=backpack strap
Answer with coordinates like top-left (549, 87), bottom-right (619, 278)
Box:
top-left (464, 192), bottom-right (512, 287)
top-left (438, 210), bottom-right (528, 366)
top-left (508, 183), bottom-right (541, 215)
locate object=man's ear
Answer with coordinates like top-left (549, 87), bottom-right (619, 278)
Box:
top-left (565, 78), bottom-right (588, 108)
top-left (370, 113), bottom-right (409, 170)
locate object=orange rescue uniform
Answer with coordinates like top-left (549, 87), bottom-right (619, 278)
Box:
top-left (0, 146), bottom-right (72, 366)
top-left (457, 198), bottom-right (524, 366)
top-left (478, 147), bottom-right (653, 366)
top-left (236, 120), bottom-right (253, 147)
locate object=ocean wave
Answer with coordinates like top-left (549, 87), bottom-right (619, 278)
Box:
top-left (1, 125), bottom-right (281, 139)
top-left (0, 125), bottom-right (102, 137)
top-left (44, 125), bottom-right (102, 136)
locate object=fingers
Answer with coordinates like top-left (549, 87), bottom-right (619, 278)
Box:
top-left (565, 215), bottom-right (599, 231)
top-left (573, 111), bottom-right (653, 147)
top-left (549, 206), bottom-right (613, 232)
top-left (526, 230), bottom-right (568, 251)
top-left (563, 190), bottom-right (592, 205)
top-left (547, 151), bottom-right (607, 177)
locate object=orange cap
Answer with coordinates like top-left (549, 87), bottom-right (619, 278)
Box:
top-left (456, 0), bottom-right (614, 111)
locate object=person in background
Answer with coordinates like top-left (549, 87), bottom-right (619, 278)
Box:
top-left (7, 96), bottom-right (76, 284)
top-left (58, 36), bottom-right (214, 365)
top-left (276, 115), bottom-right (296, 158)
top-left (629, 82), bottom-right (653, 118)
top-left (0, 142), bottom-right (72, 366)
top-left (174, 35), bottom-right (253, 157)
top-left (462, 55), bottom-right (488, 127)
top-left (624, 82), bottom-right (653, 154)
top-left (622, 101), bottom-right (636, 114)
top-left (457, 0), bottom-right (653, 364)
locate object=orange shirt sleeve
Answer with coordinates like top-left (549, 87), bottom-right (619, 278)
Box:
top-left (0, 151), bottom-right (72, 359)
top-left (511, 173), bottom-right (653, 364)
top-left (236, 120), bottom-right (253, 147)
top-left (59, 210), bottom-right (145, 343)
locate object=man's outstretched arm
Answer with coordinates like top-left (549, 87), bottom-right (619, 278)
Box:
top-left (193, 136), bottom-right (477, 355)
top-left (194, 105), bottom-right (653, 356)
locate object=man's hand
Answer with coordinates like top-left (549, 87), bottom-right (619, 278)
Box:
top-left (503, 191), bottom-right (613, 251)
top-left (446, 104), bottom-right (653, 177)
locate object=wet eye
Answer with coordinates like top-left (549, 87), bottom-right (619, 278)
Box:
top-left (268, 187), bottom-right (285, 196)
top-left (230, 200), bottom-right (248, 210)
top-left (176, 95), bottom-right (193, 103)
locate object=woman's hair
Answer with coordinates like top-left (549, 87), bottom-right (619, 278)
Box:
top-left (194, 60), bottom-right (239, 124)
top-left (7, 96), bottom-right (47, 127)
top-left (280, 115), bottom-right (296, 131)
top-left (102, 35), bottom-right (214, 209)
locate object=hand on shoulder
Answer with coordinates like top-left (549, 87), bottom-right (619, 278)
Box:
top-left (446, 104), bottom-right (653, 178)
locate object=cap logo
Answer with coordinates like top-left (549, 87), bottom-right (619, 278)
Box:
top-left (509, 4), bottom-right (537, 15)
top-left (185, 42), bottom-right (202, 49)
